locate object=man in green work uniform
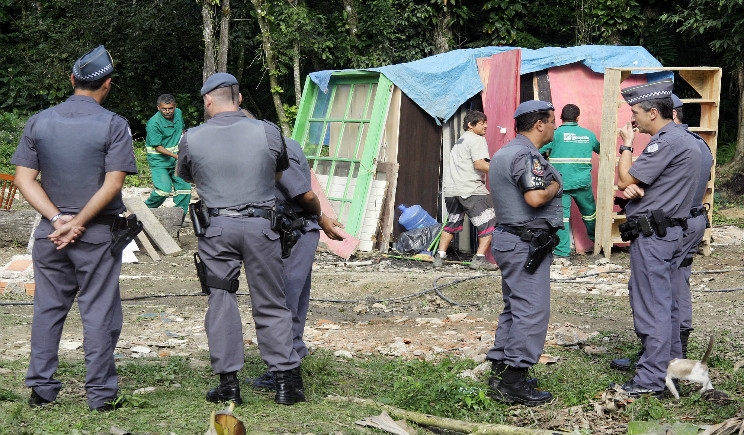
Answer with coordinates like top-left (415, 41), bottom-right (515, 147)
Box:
top-left (144, 94), bottom-right (191, 214)
top-left (540, 104), bottom-right (599, 258)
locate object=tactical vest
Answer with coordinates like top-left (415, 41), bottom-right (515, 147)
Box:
top-left (490, 140), bottom-right (563, 229)
top-left (187, 118), bottom-right (276, 208)
top-left (34, 109), bottom-right (125, 214)
top-left (684, 127), bottom-right (713, 206)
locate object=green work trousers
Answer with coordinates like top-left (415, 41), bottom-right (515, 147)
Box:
top-left (145, 166), bottom-right (191, 214)
top-left (555, 186), bottom-right (596, 257)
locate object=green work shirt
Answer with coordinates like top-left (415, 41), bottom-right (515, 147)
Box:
top-left (541, 122), bottom-right (600, 190)
top-left (145, 107), bottom-right (184, 168)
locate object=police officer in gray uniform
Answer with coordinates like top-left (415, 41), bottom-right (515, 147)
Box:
top-left (615, 80), bottom-right (702, 397)
top-left (670, 94), bottom-right (713, 359)
top-left (241, 110), bottom-right (345, 391)
top-left (177, 73), bottom-right (303, 406)
top-left (12, 45), bottom-right (137, 411)
top-left (610, 94), bottom-right (714, 371)
top-left (486, 100), bottom-right (563, 406)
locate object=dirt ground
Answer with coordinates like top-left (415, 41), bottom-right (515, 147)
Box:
top-left (1, 222), bottom-right (744, 433)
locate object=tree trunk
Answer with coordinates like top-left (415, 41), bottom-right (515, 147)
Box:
top-left (342, 0), bottom-right (358, 39)
top-left (202, 0), bottom-right (217, 83)
top-left (217, 0), bottom-right (230, 72)
top-left (250, 0), bottom-right (290, 136)
top-left (433, 8), bottom-right (451, 54)
top-left (294, 38), bottom-right (301, 107)
top-left (730, 66), bottom-right (744, 171)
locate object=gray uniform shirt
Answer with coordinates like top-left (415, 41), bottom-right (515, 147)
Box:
top-left (276, 136), bottom-right (321, 232)
top-left (443, 130), bottom-right (490, 197)
top-left (626, 122), bottom-right (702, 219)
top-left (678, 125), bottom-right (713, 207)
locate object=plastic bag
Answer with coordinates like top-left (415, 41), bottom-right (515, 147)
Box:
top-left (393, 223), bottom-right (442, 254)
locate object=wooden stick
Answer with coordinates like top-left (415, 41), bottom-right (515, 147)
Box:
top-left (325, 395), bottom-right (569, 435)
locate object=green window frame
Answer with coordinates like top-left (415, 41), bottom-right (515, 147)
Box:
top-left (292, 71), bottom-right (393, 237)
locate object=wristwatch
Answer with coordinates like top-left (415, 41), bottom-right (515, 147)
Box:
top-left (619, 145), bottom-right (634, 153)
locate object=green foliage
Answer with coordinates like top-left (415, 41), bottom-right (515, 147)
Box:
top-left (282, 103), bottom-right (298, 133)
top-left (625, 395), bottom-right (673, 421)
top-left (129, 139), bottom-right (152, 188)
top-left (0, 111), bottom-right (26, 175)
top-left (575, 0), bottom-right (641, 45)
top-left (482, 0), bottom-right (529, 45)
top-left (387, 358), bottom-right (493, 419)
top-left (662, 0), bottom-right (744, 70)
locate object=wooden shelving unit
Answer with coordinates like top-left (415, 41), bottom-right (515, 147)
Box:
top-left (594, 67), bottom-right (721, 258)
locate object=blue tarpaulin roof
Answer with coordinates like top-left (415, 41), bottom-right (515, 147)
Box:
top-left (308, 45), bottom-right (669, 125)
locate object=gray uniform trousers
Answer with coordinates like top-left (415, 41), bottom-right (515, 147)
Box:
top-left (26, 222), bottom-right (122, 410)
top-left (283, 228), bottom-right (320, 359)
top-left (199, 215), bottom-right (300, 374)
top-left (629, 226), bottom-right (685, 391)
top-left (670, 213), bottom-right (707, 357)
top-left (486, 229), bottom-right (552, 368)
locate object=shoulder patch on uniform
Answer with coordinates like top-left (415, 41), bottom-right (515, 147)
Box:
top-left (645, 143), bottom-right (659, 153)
top-left (531, 155), bottom-right (544, 176)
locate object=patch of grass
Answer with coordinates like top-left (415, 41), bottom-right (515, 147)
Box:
top-left (0, 339), bottom-right (742, 434)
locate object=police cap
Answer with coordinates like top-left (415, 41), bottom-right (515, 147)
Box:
top-left (671, 94), bottom-right (683, 109)
top-left (621, 79), bottom-right (673, 106)
top-left (201, 72), bottom-right (239, 96)
top-left (72, 45), bottom-right (114, 82)
top-left (513, 100), bottom-right (555, 119)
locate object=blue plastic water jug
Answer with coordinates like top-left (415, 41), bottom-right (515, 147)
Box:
top-left (398, 204), bottom-right (438, 231)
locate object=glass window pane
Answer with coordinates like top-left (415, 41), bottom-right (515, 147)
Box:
top-left (336, 123), bottom-right (362, 159)
top-left (312, 89), bottom-right (331, 118)
top-left (327, 121), bottom-right (343, 158)
top-left (329, 85), bottom-right (351, 119)
top-left (305, 121), bottom-right (327, 157)
top-left (367, 84), bottom-right (378, 117)
top-left (349, 84), bottom-right (370, 119)
top-left (356, 124), bottom-right (368, 160)
top-left (314, 159), bottom-right (332, 177)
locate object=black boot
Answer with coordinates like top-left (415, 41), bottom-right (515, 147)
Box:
top-left (680, 328), bottom-right (693, 359)
top-left (489, 360), bottom-right (538, 388)
top-left (206, 372), bottom-right (243, 406)
top-left (610, 347), bottom-right (644, 371)
top-left (250, 371), bottom-right (277, 390)
top-left (491, 365), bottom-right (553, 406)
top-left (275, 367), bottom-right (305, 405)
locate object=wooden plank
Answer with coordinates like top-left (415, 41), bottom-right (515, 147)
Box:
top-left (595, 68), bottom-right (622, 257)
top-left (136, 232), bottom-right (161, 261)
top-left (123, 210), bottom-right (161, 261)
top-left (376, 162), bottom-right (399, 253)
top-left (122, 197), bottom-right (181, 255)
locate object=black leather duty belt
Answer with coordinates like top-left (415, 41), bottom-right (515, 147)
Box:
top-left (690, 206), bottom-right (707, 218)
top-left (90, 214), bottom-right (119, 226)
top-left (496, 225), bottom-right (540, 241)
top-left (656, 216), bottom-right (687, 228)
top-left (208, 207), bottom-right (272, 219)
